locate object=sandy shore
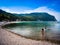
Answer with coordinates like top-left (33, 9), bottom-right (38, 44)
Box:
top-left (0, 22), bottom-right (59, 45)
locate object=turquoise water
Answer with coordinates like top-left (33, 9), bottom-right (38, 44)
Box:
top-left (3, 21), bottom-right (60, 40)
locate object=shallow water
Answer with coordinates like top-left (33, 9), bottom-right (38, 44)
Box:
top-left (3, 21), bottom-right (60, 40)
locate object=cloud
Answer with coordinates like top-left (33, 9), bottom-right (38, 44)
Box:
top-left (0, 6), bottom-right (60, 21)
top-left (0, 7), bottom-right (32, 14)
top-left (33, 7), bottom-right (60, 21)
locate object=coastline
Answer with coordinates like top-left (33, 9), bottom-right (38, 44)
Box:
top-left (0, 22), bottom-right (58, 45)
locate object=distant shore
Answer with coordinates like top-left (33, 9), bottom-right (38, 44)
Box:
top-left (0, 21), bottom-right (59, 45)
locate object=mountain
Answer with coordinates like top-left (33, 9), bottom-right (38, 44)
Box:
top-left (0, 9), bottom-right (18, 21)
top-left (14, 12), bottom-right (57, 21)
top-left (0, 9), bottom-right (57, 21)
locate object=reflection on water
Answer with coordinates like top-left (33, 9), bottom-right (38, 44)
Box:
top-left (3, 21), bottom-right (60, 41)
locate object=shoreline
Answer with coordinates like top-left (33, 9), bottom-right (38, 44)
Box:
top-left (0, 22), bottom-right (59, 45)
top-left (2, 27), bottom-right (60, 44)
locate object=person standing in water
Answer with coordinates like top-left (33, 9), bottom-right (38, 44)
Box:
top-left (41, 28), bottom-right (46, 40)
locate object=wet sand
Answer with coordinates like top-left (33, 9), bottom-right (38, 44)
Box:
top-left (0, 22), bottom-right (59, 45)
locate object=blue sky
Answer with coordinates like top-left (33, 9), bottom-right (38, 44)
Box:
top-left (0, 0), bottom-right (60, 21)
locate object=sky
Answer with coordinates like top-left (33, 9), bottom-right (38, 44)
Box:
top-left (0, 0), bottom-right (60, 21)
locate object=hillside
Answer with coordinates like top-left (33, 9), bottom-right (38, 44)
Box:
top-left (0, 9), bottom-right (57, 21)
top-left (0, 9), bottom-right (18, 21)
top-left (14, 12), bottom-right (57, 21)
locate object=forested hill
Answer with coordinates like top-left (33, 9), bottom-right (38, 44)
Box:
top-left (0, 9), bottom-right (57, 21)
top-left (15, 13), bottom-right (57, 21)
top-left (0, 9), bottom-right (18, 21)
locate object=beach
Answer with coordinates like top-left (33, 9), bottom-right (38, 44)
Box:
top-left (0, 22), bottom-right (58, 45)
